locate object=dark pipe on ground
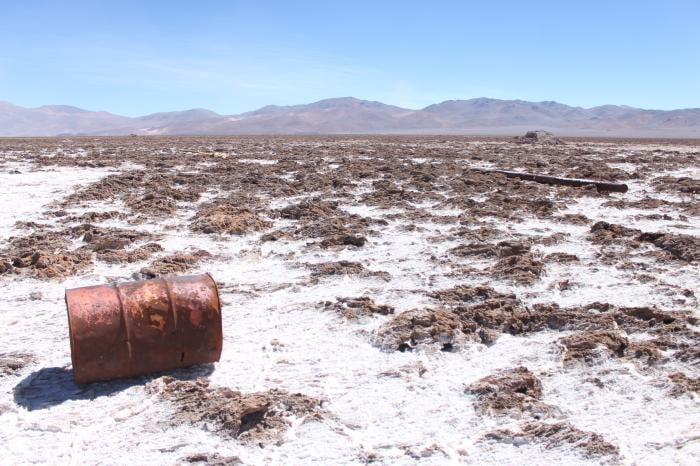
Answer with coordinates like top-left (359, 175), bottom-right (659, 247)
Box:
top-left (475, 169), bottom-right (629, 193)
top-left (65, 273), bottom-right (222, 384)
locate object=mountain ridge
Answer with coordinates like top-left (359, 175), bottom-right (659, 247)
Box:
top-left (1, 97), bottom-right (699, 137)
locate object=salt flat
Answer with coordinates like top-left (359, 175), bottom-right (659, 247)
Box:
top-left (0, 136), bottom-right (698, 465)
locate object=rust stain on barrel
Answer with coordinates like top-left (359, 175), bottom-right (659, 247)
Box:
top-left (65, 273), bottom-right (223, 384)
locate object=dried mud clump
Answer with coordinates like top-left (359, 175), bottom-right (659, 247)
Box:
top-left (146, 377), bottom-right (323, 442)
top-left (544, 252), bottom-right (580, 263)
top-left (491, 253), bottom-right (544, 284)
top-left (62, 170), bottom-right (206, 218)
top-left (138, 249), bottom-right (211, 279)
top-left (652, 176), bottom-right (700, 194)
top-left (485, 421), bottom-right (619, 459)
top-left (429, 285), bottom-right (516, 305)
top-left (424, 295), bottom-right (696, 353)
top-left (318, 232), bottom-right (367, 248)
top-left (557, 331), bottom-right (628, 362)
top-left (588, 221), bottom-right (640, 244)
top-left (544, 304), bottom-right (699, 366)
top-left (0, 227), bottom-right (93, 279)
top-left (450, 240), bottom-right (532, 259)
top-left (307, 261), bottom-right (391, 281)
top-left (75, 224), bottom-right (154, 252)
top-left (0, 223), bottom-right (161, 278)
top-left (589, 223), bottom-right (700, 262)
top-left (270, 199), bottom-right (371, 248)
top-left (456, 299), bottom-right (537, 337)
top-left (192, 203), bottom-right (271, 235)
top-left (466, 367), bottom-right (555, 416)
top-left (372, 308), bottom-right (464, 351)
top-left (321, 297), bottom-right (394, 319)
top-left (424, 288), bottom-right (527, 344)
top-left (97, 242), bottom-right (164, 264)
top-left (2, 248), bottom-right (92, 280)
top-left (59, 210), bottom-right (126, 224)
top-left (182, 453), bottom-right (242, 465)
top-left (668, 372), bottom-right (700, 396)
top-left (0, 352), bottom-right (36, 377)
top-left (449, 239), bottom-right (544, 284)
top-left (279, 199), bottom-right (338, 220)
top-left (556, 213), bottom-right (590, 225)
top-left (638, 232), bottom-right (700, 262)
top-left (125, 191), bottom-right (178, 216)
top-left (361, 179), bottom-right (432, 209)
top-left (61, 170), bottom-right (146, 205)
top-left (449, 242), bottom-right (500, 258)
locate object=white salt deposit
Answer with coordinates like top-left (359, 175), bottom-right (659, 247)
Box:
top-left (1, 146), bottom-right (698, 465)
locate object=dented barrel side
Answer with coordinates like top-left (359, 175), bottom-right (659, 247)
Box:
top-left (65, 273), bottom-right (222, 383)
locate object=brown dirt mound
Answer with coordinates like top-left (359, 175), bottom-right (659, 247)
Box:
top-left (556, 213), bottom-right (590, 225)
top-left (557, 331), bottom-right (628, 362)
top-left (0, 226), bottom-right (89, 279)
top-left (74, 224), bottom-right (154, 252)
top-left (125, 191), bottom-right (178, 216)
top-left (452, 301), bottom-right (696, 355)
top-left (454, 298), bottom-right (533, 341)
top-left (1, 223), bottom-right (158, 279)
top-left (271, 199), bottom-right (373, 248)
top-left (192, 203), bottom-right (271, 235)
top-left (382, 295), bottom-right (526, 347)
top-left (449, 242), bottom-right (500, 258)
top-left (450, 239), bottom-right (532, 258)
top-left (146, 377), bottom-right (323, 442)
top-left (466, 367), bottom-right (556, 416)
top-left (491, 253), bottom-right (544, 284)
top-left (307, 261), bottom-right (391, 281)
top-left (652, 176), bottom-right (700, 194)
top-left (638, 232), bottom-right (700, 262)
top-left (279, 199), bottom-right (338, 220)
top-left (321, 297), bottom-right (394, 319)
top-left (588, 221), bottom-right (641, 244)
top-left (58, 210), bottom-right (126, 224)
top-left (97, 242), bottom-right (164, 264)
top-left (589, 222), bottom-right (699, 262)
top-left (294, 216), bottom-right (371, 249)
top-left (62, 171), bottom-right (205, 218)
top-left (485, 421), bottom-right (619, 459)
top-left (182, 453), bottom-right (242, 465)
top-left (61, 170), bottom-right (146, 205)
top-left (0, 352), bottom-right (36, 377)
top-left (429, 285), bottom-right (516, 305)
top-left (544, 252), bottom-right (580, 263)
top-left (2, 249), bottom-right (92, 280)
top-left (372, 308), bottom-right (464, 351)
top-left (318, 233), bottom-right (367, 248)
top-left (668, 372), bottom-right (700, 396)
top-left (361, 179), bottom-right (433, 208)
top-left (449, 238), bottom-right (543, 284)
top-left (138, 249), bottom-right (211, 279)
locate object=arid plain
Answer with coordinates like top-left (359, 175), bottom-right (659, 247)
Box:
top-left (0, 135), bottom-right (698, 465)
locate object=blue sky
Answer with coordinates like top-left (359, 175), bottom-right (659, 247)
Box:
top-left (1, 1), bottom-right (698, 116)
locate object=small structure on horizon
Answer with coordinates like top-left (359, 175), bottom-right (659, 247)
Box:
top-left (513, 130), bottom-right (564, 145)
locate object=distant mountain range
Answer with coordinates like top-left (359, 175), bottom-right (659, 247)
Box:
top-left (1, 97), bottom-right (699, 137)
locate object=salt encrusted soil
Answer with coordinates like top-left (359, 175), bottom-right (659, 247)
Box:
top-left (0, 135), bottom-right (698, 465)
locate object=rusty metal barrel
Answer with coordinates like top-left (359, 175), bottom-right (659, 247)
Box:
top-left (65, 273), bottom-right (222, 383)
